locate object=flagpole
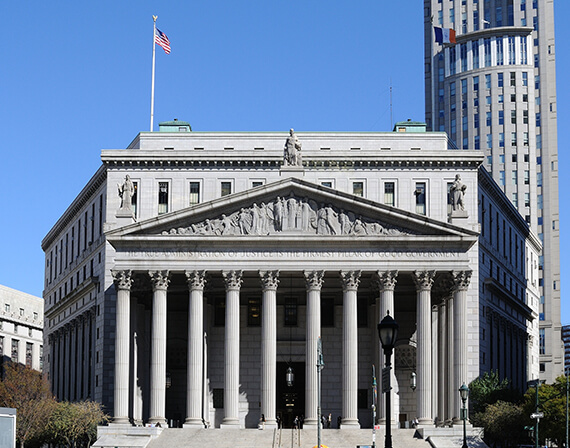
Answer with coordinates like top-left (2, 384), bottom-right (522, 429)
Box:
top-left (150, 15), bottom-right (157, 132)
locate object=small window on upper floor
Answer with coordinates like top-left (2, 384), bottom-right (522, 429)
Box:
top-left (158, 182), bottom-right (169, 214)
top-left (189, 182), bottom-right (200, 205)
top-left (5, 304), bottom-right (10, 313)
top-left (415, 182), bottom-right (426, 215)
top-left (384, 182), bottom-right (395, 206)
top-left (352, 181), bottom-right (364, 197)
top-left (221, 182), bottom-right (232, 197)
top-left (19, 308), bottom-right (24, 316)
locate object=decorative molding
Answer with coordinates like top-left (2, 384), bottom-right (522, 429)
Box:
top-left (339, 270), bottom-right (361, 291)
top-left (412, 270), bottom-right (436, 291)
top-left (186, 270), bottom-right (207, 291)
top-left (112, 270), bottom-right (133, 291)
top-left (304, 270), bottom-right (325, 291)
top-left (375, 270), bottom-right (398, 292)
top-left (259, 270), bottom-right (280, 291)
top-left (222, 270), bottom-right (243, 290)
top-left (149, 270), bottom-right (171, 291)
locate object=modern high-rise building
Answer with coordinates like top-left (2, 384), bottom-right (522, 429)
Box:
top-left (423, 0), bottom-right (562, 383)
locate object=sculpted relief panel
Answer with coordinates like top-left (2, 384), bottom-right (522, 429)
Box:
top-left (162, 194), bottom-right (412, 237)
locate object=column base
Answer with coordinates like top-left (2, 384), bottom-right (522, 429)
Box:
top-left (148, 417), bottom-right (167, 428)
top-left (110, 417), bottom-right (131, 425)
top-left (417, 418), bottom-right (434, 427)
top-left (183, 418), bottom-right (204, 429)
top-left (340, 419), bottom-right (360, 429)
top-left (220, 418), bottom-right (240, 429)
top-left (302, 418), bottom-right (318, 428)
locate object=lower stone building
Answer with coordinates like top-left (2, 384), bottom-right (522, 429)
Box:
top-left (0, 284), bottom-right (44, 371)
top-left (41, 121), bottom-right (539, 431)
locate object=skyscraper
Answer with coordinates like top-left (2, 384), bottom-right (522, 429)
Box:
top-left (424, 0), bottom-right (562, 382)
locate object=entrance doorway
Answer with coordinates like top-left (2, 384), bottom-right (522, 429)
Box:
top-left (276, 362), bottom-right (305, 428)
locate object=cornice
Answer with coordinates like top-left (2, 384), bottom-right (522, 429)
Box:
top-left (483, 277), bottom-right (535, 321)
top-left (455, 26), bottom-right (534, 44)
top-left (44, 275), bottom-right (99, 320)
top-left (42, 165), bottom-right (107, 250)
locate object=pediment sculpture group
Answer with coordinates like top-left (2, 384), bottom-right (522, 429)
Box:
top-left (163, 194), bottom-right (410, 237)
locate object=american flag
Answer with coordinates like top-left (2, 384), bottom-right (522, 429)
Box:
top-left (155, 28), bottom-right (171, 54)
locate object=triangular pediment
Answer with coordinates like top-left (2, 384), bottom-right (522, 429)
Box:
top-left (107, 178), bottom-right (477, 244)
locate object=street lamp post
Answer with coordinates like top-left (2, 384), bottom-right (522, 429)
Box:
top-left (378, 312), bottom-right (399, 448)
top-left (317, 337), bottom-right (324, 448)
top-left (459, 383), bottom-right (469, 448)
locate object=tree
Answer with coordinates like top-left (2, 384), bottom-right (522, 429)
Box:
top-left (522, 376), bottom-right (569, 447)
top-left (469, 370), bottom-right (519, 414)
top-left (473, 400), bottom-right (526, 448)
top-left (47, 400), bottom-right (110, 448)
top-left (0, 362), bottom-right (56, 448)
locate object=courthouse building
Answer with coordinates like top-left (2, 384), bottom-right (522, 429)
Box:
top-left (42, 121), bottom-right (539, 430)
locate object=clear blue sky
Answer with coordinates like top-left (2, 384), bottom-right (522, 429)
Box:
top-left (1, 1), bottom-right (569, 323)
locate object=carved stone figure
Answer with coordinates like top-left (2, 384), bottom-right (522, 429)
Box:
top-left (450, 174), bottom-right (467, 211)
top-left (118, 175), bottom-right (135, 210)
top-left (162, 194), bottom-right (411, 237)
top-left (284, 129), bottom-right (302, 166)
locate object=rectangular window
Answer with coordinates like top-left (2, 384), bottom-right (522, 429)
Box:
top-left (284, 297), bottom-right (298, 326)
top-left (384, 182), bottom-right (395, 206)
top-left (499, 171), bottom-right (505, 186)
top-left (525, 193), bottom-right (530, 207)
top-left (474, 113), bottom-right (479, 128)
top-left (512, 193), bottom-right (518, 207)
top-left (473, 41), bottom-right (479, 68)
top-left (486, 134), bottom-right (492, 149)
top-left (485, 74), bottom-right (491, 89)
top-left (473, 76), bottom-right (479, 91)
top-left (461, 44), bottom-right (467, 72)
top-left (213, 389), bottom-right (224, 409)
top-left (496, 38), bottom-right (504, 65)
top-left (521, 36), bottom-right (528, 64)
top-left (512, 170), bottom-right (517, 185)
top-left (221, 181), bottom-right (232, 197)
top-left (247, 298), bottom-right (261, 327)
top-left (508, 36), bottom-right (516, 64)
top-left (189, 182), bottom-right (200, 205)
top-left (11, 339), bottom-right (19, 362)
top-left (523, 110), bottom-right (529, 124)
top-left (415, 182), bottom-right (426, 215)
top-left (321, 297), bottom-right (335, 327)
top-left (450, 82), bottom-right (456, 97)
top-left (539, 328), bottom-right (545, 355)
top-left (499, 133), bottom-right (505, 147)
top-left (498, 73), bottom-right (504, 87)
top-left (352, 181), bottom-right (364, 197)
top-left (498, 110), bottom-right (504, 125)
top-left (524, 170), bottom-right (530, 185)
top-left (158, 182), bottom-right (169, 215)
top-left (511, 132), bottom-right (517, 146)
top-left (26, 342), bottom-right (33, 367)
top-left (486, 112), bottom-right (492, 127)
top-left (485, 38), bottom-right (491, 66)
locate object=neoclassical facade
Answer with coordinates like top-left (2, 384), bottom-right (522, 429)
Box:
top-left (42, 122), bottom-right (539, 430)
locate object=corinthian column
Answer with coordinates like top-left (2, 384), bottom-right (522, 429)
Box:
top-left (149, 270), bottom-right (170, 426)
top-left (260, 270), bottom-right (279, 428)
top-left (412, 270), bottom-right (435, 426)
top-left (304, 270), bottom-right (324, 428)
top-left (340, 270), bottom-right (361, 428)
top-left (111, 269), bottom-right (133, 424)
top-left (452, 270), bottom-right (471, 424)
top-left (375, 270), bottom-right (398, 425)
top-left (184, 270), bottom-right (207, 427)
top-left (221, 270), bottom-right (243, 428)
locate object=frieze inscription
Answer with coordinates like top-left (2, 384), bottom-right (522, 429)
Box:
top-left (122, 249), bottom-right (460, 259)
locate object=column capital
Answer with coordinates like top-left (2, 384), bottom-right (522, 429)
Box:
top-left (112, 270), bottom-right (133, 291)
top-left (412, 270), bottom-right (436, 292)
top-left (304, 270), bottom-right (325, 291)
top-left (375, 270), bottom-right (398, 291)
top-left (451, 270), bottom-right (472, 292)
top-left (186, 270), bottom-right (207, 291)
top-left (339, 270), bottom-right (361, 291)
top-left (259, 270), bottom-right (280, 291)
top-left (149, 270), bottom-right (171, 291)
top-left (222, 270), bottom-right (243, 290)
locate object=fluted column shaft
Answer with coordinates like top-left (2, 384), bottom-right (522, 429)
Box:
top-left (413, 270), bottom-right (435, 426)
top-left (111, 270), bottom-right (133, 424)
top-left (185, 270), bottom-right (207, 427)
top-left (260, 270), bottom-right (279, 428)
top-left (304, 270), bottom-right (324, 427)
top-left (222, 271), bottom-right (243, 427)
top-left (76, 317), bottom-right (84, 400)
top-left (437, 302), bottom-right (447, 423)
top-left (376, 271), bottom-right (398, 425)
top-left (149, 270), bottom-right (170, 425)
top-left (446, 295), bottom-right (455, 422)
top-left (431, 305), bottom-right (439, 421)
top-left (452, 271), bottom-right (471, 424)
top-left (340, 270), bottom-right (361, 428)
